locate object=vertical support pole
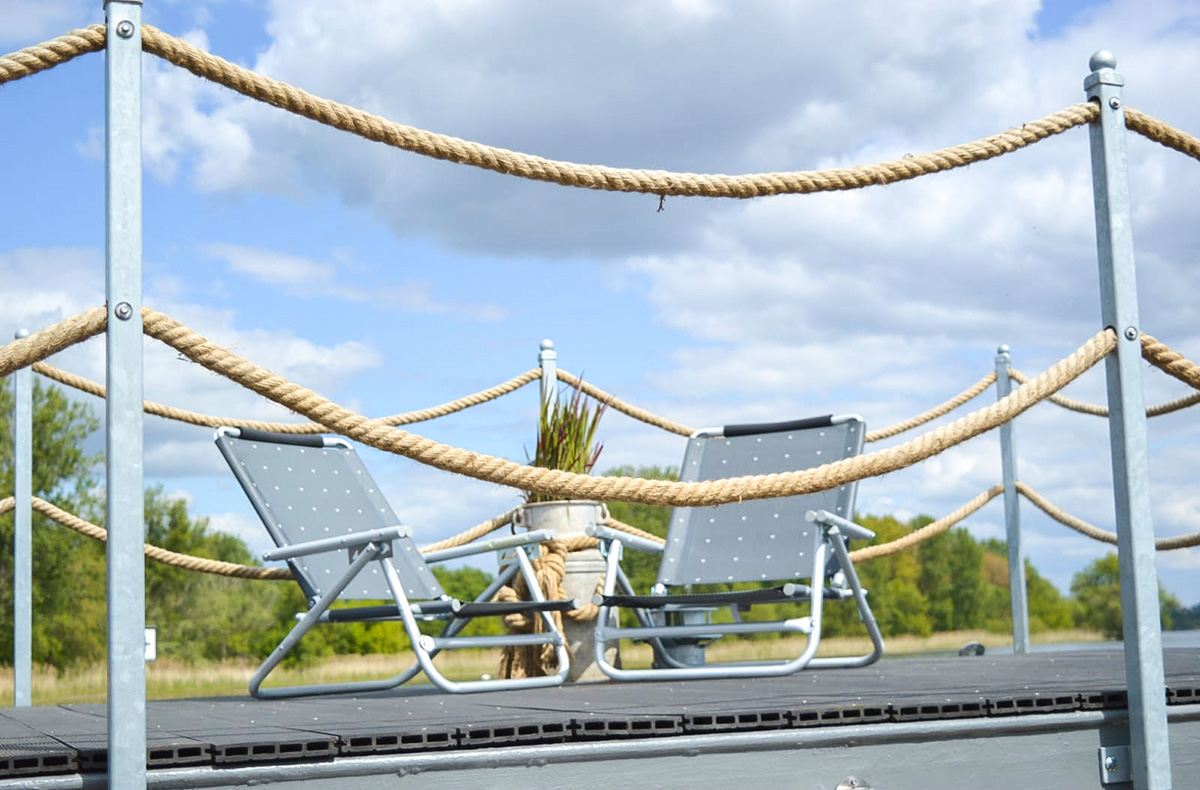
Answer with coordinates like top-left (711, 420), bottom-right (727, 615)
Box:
top-left (539, 339), bottom-right (558, 412)
top-left (13, 330), bottom-right (32, 706)
top-left (1085, 51), bottom-right (1171, 790)
top-left (105, 3), bottom-right (146, 787)
top-left (993, 345), bottom-right (1029, 654)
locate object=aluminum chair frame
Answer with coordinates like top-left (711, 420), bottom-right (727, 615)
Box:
top-left (215, 426), bottom-right (573, 697)
top-left (588, 414), bottom-right (885, 681)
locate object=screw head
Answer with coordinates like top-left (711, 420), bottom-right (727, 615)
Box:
top-left (114, 302), bottom-right (134, 321)
top-left (116, 20), bottom-right (135, 38)
top-left (1124, 326), bottom-right (1138, 341)
top-left (1104, 756), bottom-right (1118, 772)
top-left (1109, 97), bottom-right (1122, 110)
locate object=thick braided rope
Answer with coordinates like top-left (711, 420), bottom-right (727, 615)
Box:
top-left (865, 373), bottom-right (996, 443)
top-left (847, 485), bottom-right (1005, 562)
top-left (139, 24), bottom-right (1099, 198)
top-left (1010, 367), bottom-right (1200, 417)
top-left (0, 307), bottom-right (108, 380)
top-left (1017, 482), bottom-right (1200, 550)
top-left (32, 360), bottom-right (540, 433)
top-left (143, 306), bottom-right (1115, 506)
top-left (1008, 368), bottom-right (1109, 416)
top-left (417, 509), bottom-right (517, 553)
top-left (1126, 108), bottom-right (1200, 163)
top-left (1141, 333), bottom-right (1200, 391)
top-left (556, 369), bottom-right (694, 436)
top-left (8, 495), bottom-right (292, 580)
top-left (0, 25), bottom-right (105, 85)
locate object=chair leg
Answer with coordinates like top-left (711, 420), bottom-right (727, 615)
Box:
top-left (594, 541), bottom-right (829, 681)
top-left (379, 553), bottom-right (570, 693)
top-left (250, 543), bottom-right (423, 699)
top-left (808, 533), bottom-right (885, 669)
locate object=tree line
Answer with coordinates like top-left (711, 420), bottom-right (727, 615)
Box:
top-left (0, 385), bottom-right (1191, 671)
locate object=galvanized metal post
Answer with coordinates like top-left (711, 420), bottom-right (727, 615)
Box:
top-left (993, 346), bottom-right (1029, 654)
top-left (105, 2), bottom-right (147, 786)
top-left (13, 329), bottom-right (32, 706)
top-left (539, 339), bottom-right (558, 411)
top-left (1085, 51), bottom-right (1172, 789)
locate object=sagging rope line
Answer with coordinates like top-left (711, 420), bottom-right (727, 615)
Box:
top-left (865, 372), bottom-right (997, 443)
top-left (137, 25), bottom-right (1102, 198)
top-left (848, 484), bottom-right (1005, 562)
top-left (5, 28), bottom-right (1197, 194)
top-left (1017, 482), bottom-right (1200, 550)
top-left (140, 306), bottom-right (1117, 507)
top-left (1008, 333), bottom-right (1200, 418)
top-left (0, 307), bottom-right (108, 380)
top-left (0, 494), bottom-right (662, 583)
top-left (1010, 368), bottom-right (1200, 417)
top-left (556, 369), bottom-right (694, 437)
top-left (1126, 107), bottom-right (1200, 163)
top-left (0, 25), bottom-right (105, 84)
top-left (0, 495), bottom-right (290, 580)
top-left (32, 360), bottom-right (541, 433)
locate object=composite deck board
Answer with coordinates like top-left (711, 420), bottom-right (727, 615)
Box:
top-left (1, 648), bottom-right (1198, 779)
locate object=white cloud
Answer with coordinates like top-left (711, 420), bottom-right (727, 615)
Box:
top-left (1, 0), bottom-right (94, 47)
top-left (205, 243), bottom-right (508, 321)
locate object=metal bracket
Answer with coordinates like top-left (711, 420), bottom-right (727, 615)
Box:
top-left (1098, 745), bottom-right (1132, 785)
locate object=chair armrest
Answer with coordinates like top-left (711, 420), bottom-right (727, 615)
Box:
top-left (421, 529), bottom-right (558, 564)
top-left (804, 510), bottom-right (875, 542)
top-left (586, 524), bottom-right (665, 554)
top-left (262, 525), bottom-right (411, 561)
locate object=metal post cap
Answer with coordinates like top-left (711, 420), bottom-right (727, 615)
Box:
top-left (1089, 50), bottom-right (1117, 71)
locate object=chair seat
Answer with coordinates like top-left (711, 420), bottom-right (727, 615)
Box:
top-left (597, 585), bottom-right (806, 609)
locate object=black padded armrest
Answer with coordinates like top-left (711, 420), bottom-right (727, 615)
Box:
top-left (723, 415), bottom-right (833, 437)
top-left (232, 427), bottom-right (327, 447)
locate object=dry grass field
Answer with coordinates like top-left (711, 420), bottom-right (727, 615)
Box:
top-left (0, 629), bottom-right (1104, 706)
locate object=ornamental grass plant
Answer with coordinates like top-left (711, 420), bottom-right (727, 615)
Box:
top-left (525, 382), bottom-right (607, 504)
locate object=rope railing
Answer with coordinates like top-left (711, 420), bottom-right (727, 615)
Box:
top-left (3, 27), bottom-right (1196, 197)
top-left (1008, 333), bottom-right (1200, 418)
top-left (848, 484), bottom-right (1005, 562)
top-left (556, 369), bottom-right (694, 437)
top-left (0, 25), bottom-right (105, 84)
top-left (864, 372), bottom-right (997, 443)
top-left (140, 306), bottom-right (1117, 506)
top-left (32, 360), bottom-right (541, 432)
top-left (1017, 482), bottom-right (1200, 550)
top-left (0, 495), bottom-right (291, 580)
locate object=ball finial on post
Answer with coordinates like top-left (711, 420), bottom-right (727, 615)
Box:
top-left (1089, 50), bottom-right (1117, 72)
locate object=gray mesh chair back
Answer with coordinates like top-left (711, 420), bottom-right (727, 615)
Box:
top-left (660, 417), bottom-right (863, 586)
top-left (588, 414), bottom-right (884, 681)
top-left (215, 426), bottom-right (573, 697)
top-left (216, 429), bottom-right (442, 602)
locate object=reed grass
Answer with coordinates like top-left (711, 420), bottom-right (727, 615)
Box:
top-left (0, 629), bottom-right (1103, 707)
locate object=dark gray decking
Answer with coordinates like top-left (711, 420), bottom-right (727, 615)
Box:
top-left (1, 649), bottom-right (1198, 782)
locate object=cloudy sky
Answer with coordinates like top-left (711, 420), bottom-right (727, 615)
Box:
top-left (4, 0), bottom-right (1200, 609)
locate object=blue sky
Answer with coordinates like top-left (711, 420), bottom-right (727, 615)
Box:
top-left (4, 0), bottom-right (1200, 608)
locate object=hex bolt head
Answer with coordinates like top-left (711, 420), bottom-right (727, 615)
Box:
top-left (1124, 326), bottom-right (1138, 341)
top-left (1109, 97), bottom-right (1122, 110)
top-left (116, 20), bottom-right (135, 38)
top-left (114, 302), bottom-right (134, 321)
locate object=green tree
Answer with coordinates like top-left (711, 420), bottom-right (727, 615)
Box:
top-left (603, 464), bottom-right (678, 594)
top-left (0, 379), bottom-right (106, 668)
top-left (1070, 553), bottom-right (1179, 639)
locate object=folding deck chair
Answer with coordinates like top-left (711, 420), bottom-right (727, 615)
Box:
top-left (587, 415), bottom-right (885, 680)
top-left (215, 426), bottom-right (575, 697)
